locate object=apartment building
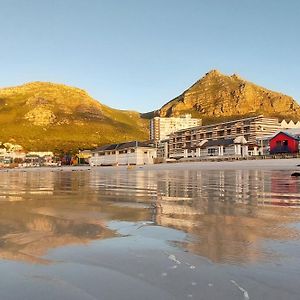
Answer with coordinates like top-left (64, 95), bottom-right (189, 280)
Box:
top-left (167, 115), bottom-right (281, 159)
top-left (150, 114), bottom-right (202, 141)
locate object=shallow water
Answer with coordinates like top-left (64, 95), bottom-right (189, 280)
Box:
top-left (1, 167), bottom-right (300, 299)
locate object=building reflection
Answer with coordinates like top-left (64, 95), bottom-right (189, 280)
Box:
top-left (152, 169), bottom-right (300, 263)
top-left (0, 168), bottom-right (300, 264)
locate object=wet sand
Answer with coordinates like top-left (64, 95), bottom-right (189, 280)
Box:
top-left (2, 157), bottom-right (300, 173)
top-left (1, 162), bottom-right (300, 299)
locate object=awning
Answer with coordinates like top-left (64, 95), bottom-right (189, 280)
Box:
top-left (234, 136), bottom-right (247, 144)
top-left (197, 139), bottom-right (208, 147)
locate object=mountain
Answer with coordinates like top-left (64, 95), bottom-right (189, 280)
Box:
top-left (0, 82), bottom-right (148, 152)
top-left (151, 70), bottom-right (300, 123)
top-left (2, 72), bottom-right (299, 152)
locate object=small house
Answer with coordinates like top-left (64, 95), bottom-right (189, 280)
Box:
top-left (269, 131), bottom-right (299, 154)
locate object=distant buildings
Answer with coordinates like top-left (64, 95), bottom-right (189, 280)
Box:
top-left (0, 146), bottom-right (57, 168)
top-left (150, 114), bottom-right (202, 141)
top-left (2, 114), bottom-right (300, 169)
top-left (154, 115), bottom-right (300, 160)
top-left (90, 141), bottom-right (157, 166)
top-left (163, 115), bottom-right (281, 159)
top-left (87, 115), bottom-right (300, 168)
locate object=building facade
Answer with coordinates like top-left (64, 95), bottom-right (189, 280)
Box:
top-left (166, 115), bottom-right (282, 159)
top-left (269, 132), bottom-right (299, 154)
top-left (90, 141), bottom-right (157, 166)
top-left (150, 114), bottom-right (202, 141)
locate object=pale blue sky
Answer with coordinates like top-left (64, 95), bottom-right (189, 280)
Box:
top-left (0, 0), bottom-right (299, 112)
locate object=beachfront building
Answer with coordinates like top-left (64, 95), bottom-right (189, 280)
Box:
top-left (269, 132), bottom-right (299, 154)
top-left (150, 114), bottom-right (202, 141)
top-left (75, 150), bottom-right (92, 165)
top-left (24, 152), bottom-right (55, 166)
top-left (0, 148), bottom-right (26, 166)
top-left (267, 128), bottom-right (300, 155)
top-left (167, 115), bottom-right (282, 159)
top-left (90, 141), bottom-right (157, 166)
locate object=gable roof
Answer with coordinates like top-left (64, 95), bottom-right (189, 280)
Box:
top-left (93, 141), bottom-right (154, 152)
top-left (270, 131), bottom-right (300, 141)
top-left (199, 139), bottom-right (235, 148)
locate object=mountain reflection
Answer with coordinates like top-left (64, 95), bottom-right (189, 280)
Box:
top-left (1, 168), bottom-right (300, 264)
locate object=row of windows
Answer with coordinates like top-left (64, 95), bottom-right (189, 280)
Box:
top-left (172, 126), bottom-right (252, 141)
top-left (96, 149), bottom-right (136, 156)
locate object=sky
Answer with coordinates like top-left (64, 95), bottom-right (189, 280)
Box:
top-left (0, 0), bottom-right (299, 112)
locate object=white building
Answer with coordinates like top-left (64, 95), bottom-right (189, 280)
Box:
top-left (281, 120), bottom-right (300, 129)
top-left (150, 114), bottom-right (202, 141)
top-left (0, 147), bottom-right (26, 165)
top-left (90, 141), bottom-right (157, 166)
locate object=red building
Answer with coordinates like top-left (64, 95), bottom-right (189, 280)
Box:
top-left (269, 132), bottom-right (299, 154)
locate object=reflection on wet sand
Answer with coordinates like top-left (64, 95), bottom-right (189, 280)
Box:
top-left (153, 170), bottom-right (300, 263)
top-left (0, 203), bottom-right (114, 263)
top-left (0, 168), bottom-right (300, 265)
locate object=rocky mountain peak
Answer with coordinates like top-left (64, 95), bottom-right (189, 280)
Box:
top-left (157, 70), bottom-right (300, 123)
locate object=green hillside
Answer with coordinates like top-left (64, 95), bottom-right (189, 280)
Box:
top-left (0, 82), bottom-right (148, 152)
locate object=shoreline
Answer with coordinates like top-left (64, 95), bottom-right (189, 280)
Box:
top-left (1, 157), bottom-right (300, 172)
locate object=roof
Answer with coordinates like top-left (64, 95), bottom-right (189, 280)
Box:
top-left (197, 137), bottom-right (248, 148)
top-left (93, 141), bottom-right (155, 152)
top-left (270, 131), bottom-right (300, 141)
top-left (234, 136), bottom-right (247, 144)
top-left (205, 139), bottom-right (235, 147)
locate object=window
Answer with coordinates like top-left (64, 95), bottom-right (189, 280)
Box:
top-left (130, 149), bottom-right (135, 153)
top-left (244, 126), bottom-right (250, 133)
top-left (283, 140), bottom-right (288, 146)
top-left (208, 148), bottom-right (217, 156)
top-left (236, 128), bottom-right (241, 134)
top-left (276, 141), bottom-right (281, 147)
top-left (217, 130), bottom-right (224, 137)
top-left (227, 129), bottom-right (231, 135)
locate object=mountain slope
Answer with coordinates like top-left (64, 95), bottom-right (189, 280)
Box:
top-left (0, 82), bottom-right (148, 152)
top-left (155, 70), bottom-right (300, 123)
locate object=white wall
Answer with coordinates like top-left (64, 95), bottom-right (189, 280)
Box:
top-left (90, 148), bottom-right (156, 166)
top-left (195, 145), bottom-right (248, 158)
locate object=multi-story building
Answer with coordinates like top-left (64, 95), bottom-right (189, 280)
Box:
top-left (150, 114), bottom-right (202, 141)
top-left (167, 115), bottom-right (282, 159)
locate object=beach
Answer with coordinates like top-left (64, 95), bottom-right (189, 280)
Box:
top-left (1, 159), bottom-right (300, 299)
top-left (2, 157), bottom-right (300, 173)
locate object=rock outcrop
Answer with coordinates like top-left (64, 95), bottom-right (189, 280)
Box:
top-left (155, 70), bottom-right (300, 123)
